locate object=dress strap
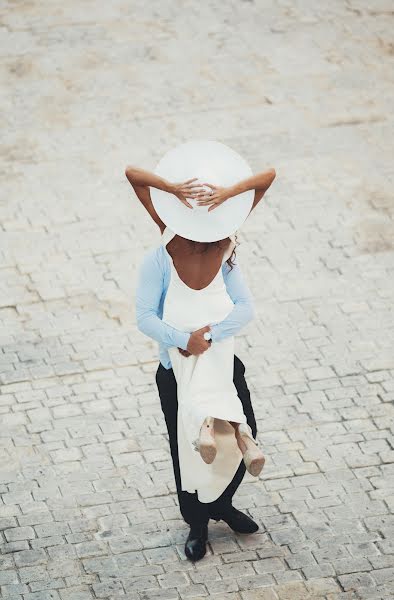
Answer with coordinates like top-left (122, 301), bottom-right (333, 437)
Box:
top-left (161, 226), bottom-right (176, 248)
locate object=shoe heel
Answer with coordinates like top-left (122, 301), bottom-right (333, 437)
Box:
top-left (238, 424), bottom-right (265, 477)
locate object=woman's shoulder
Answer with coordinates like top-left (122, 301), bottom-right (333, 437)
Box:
top-left (140, 244), bottom-right (167, 270)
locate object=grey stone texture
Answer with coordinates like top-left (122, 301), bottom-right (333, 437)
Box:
top-left (1, 1), bottom-right (393, 599)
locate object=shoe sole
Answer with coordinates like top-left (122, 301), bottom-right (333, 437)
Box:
top-left (244, 450), bottom-right (265, 477)
top-left (199, 440), bottom-right (217, 464)
top-left (198, 418), bottom-right (217, 464)
top-left (238, 429), bottom-right (265, 477)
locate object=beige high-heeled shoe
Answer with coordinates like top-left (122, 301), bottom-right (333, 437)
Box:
top-left (237, 423), bottom-right (265, 477)
top-left (193, 416), bottom-right (217, 464)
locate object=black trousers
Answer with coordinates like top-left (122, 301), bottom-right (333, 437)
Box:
top-left (155, 354), bottom-right (257, 526)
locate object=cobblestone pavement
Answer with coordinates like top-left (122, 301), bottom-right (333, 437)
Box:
top-left (1, 1), bottom-right (394, 599)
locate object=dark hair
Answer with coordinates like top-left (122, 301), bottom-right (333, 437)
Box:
top-left (186, 233), bottom-right (238, 271)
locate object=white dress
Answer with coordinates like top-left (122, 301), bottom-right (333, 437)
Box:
top-left (161, 227), bottom-right (248, 503)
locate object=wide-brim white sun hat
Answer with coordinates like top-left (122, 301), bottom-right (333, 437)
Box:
top-left (150, 139), bottom-right (254, 242)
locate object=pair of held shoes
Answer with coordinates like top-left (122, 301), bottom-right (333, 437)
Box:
top-left (185, 507), bottom-right (259, 561)
top-left (193, 417), bottom-right (265, 477)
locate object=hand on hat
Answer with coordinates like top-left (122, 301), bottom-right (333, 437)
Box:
top-left (169, 178), bottom-right (206, 209)
top-left (195, 183), bottom-right (233, 212)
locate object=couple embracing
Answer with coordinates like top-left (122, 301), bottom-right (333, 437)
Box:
top-left (126, 140), bottom-right (276, 561)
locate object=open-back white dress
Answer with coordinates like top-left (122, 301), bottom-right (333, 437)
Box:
top-left (161, 226), bottom-right (248, 503)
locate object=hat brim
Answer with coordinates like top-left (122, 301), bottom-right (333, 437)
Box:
top-left (151, 140), bottom-right (254, 242)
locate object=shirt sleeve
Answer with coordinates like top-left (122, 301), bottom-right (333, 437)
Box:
top-left (135, 249), bottom-right (191, 351)
top-left (209, 258), bottom-right (255, 343)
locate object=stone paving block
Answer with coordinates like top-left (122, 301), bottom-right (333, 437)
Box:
top-left (338, 571), bottom-right (376, 591)
top-left (371, 568), bottom-right (394, 585)
top-left (0, 517), bottom-right (17, 531)
top-left (253, 557), bottom-right (286, 574)
top-left (237, 573), bottom-right (275, 591)
top-left (18, 565), bottom-right (48, 584)
top-left (305, 576), bottom-right (341, 595)
top-left (270, 528), bottom-right (306, 546)
top-left (302, 562), bottom-right (335, 579)
top-left (0, 540), bottom-right (30, 553)
top-left (285, 550), bottom-right (317, 570)
top-left (74, 541), bottom-right (108, 558)
top-left (205, 579), bottom-right (240, 599)
top-left (58, 587), bottom-right (94, 600)
top-left (157, 571), bottom-right (190, 588)
top-left (332, 558), bottom-right (372, 575)
top-left (28, 578), bottom-right (65, 593)
top-left (0, 569), bottom-right (19, 585)
top-left (241, 590), bottom-right (278, 600)
top-left (1, 584), bottom-right (34, 599)
top-left (22, 591), bottom-right (61, 600)
top-left (14, 549), bottom-right (47, 567)
top-left (273, 581), bottom-right (309, 600)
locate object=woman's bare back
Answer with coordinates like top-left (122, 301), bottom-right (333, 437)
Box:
top-left (166, 235), bottom-right (231, 291)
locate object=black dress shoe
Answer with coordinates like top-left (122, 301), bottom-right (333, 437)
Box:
top-left (210, 506), bottom-right (259, 534)
top-left (184, 522), bottom-right (209, 561)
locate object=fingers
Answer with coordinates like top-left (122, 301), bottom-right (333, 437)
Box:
top-left (177, 194), bottom-right (193, 209)
top-left (195, 342), bottom-right (210, 354)
top-left (179, 348), bottom-right (191, 357)
top-left (181, 184), bottom-right (205, 200)
top-left (197, 197), bottom-right (217, 205)
top-left (181, 199), bottom-right (193, 209)
top-left (195, 190), bottom-right (218, 202)
top-left (197, 196), bottom-right (217, 204)
top-left (181, 180), bottom-right (216, 194)
top-left (185, 191), bottom-right (204, 199)
top-left (184, 191), bottom-right (204, 200)
top-left (182, 181), bottom-right (215, 198)
top-left (182, 179), bottom-right (204, 191)
top-left (184, 184), bottom-right (204, 192)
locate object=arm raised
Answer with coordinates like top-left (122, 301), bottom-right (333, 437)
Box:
top-left (125, 166), bottom-right (169, 233)
top-left (229, 168), bottom-right (276, 199)
top-left (248, 168), bottom-right (276, 212)
top-left (197, 168), bottom-right (276, 212)
top-left (125, 165), bottom-right (205, 231)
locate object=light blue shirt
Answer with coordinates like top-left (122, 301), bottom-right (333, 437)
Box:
top-left (135, 244), bottom-right (255, 369)
top-left (135, 245), bottom-right (255, 369)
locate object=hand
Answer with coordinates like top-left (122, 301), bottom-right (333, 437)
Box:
top-left (178, 347), bottom-right (191, 357)
top-left (195, 183), bottom-right (233, 211)
top-left (187, 325), bottom-right (212, 355)
top-left (169, 178), bottom-right (205, 209)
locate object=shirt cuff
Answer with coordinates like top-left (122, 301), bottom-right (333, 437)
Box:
top-left (209, 324), bottom-right (219, 343)
top-left (175, 330), bottom-right (190, 351)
